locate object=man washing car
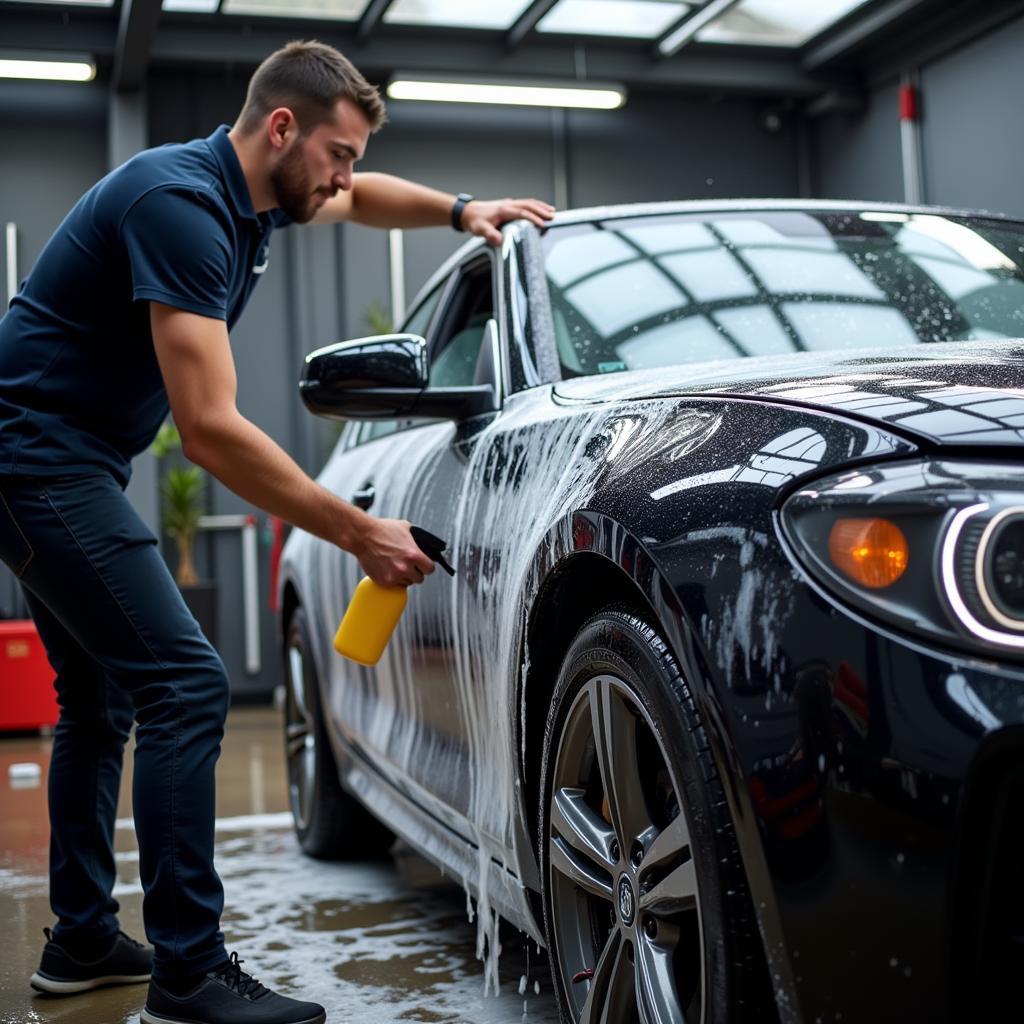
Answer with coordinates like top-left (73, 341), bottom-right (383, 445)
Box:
top-left (0, 39), bottom-right (553, 1024)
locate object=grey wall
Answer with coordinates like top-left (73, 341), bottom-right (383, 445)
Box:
top-left (0, 90), bottom-right (108, 282)
top-left (812, 13), bottom-right (1024, 216)
top-left (812, 82), bottom-right (903, 203)
top-left (919, 14), bottom-right (1024, 218)
top-left (567, 93), bottom-right (798, 207)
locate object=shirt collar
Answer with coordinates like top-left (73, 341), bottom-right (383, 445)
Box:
top-left (206, 124), bottom-right (258, 221)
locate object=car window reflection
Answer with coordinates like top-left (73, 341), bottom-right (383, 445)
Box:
top-left (545, 211), bottom-right (1024, 377)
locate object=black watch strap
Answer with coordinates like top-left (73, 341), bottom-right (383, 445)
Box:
top-left (451, 193), bottom-right (473, 232)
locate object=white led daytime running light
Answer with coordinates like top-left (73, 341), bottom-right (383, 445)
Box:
top-left (941, 502), bottom-right (1024, 649)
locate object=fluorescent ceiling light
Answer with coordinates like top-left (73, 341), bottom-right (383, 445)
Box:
top-left (696, 0), bottom-right (872, 47)
top-left (221, 0), bottom-right (368, 17)
top-left (388, 77), bottom-right (626, 110)
top-left (163, 0), bottom-right (220, 11)
top-left (0, 57), bottom-right (96, 82)
top-left (10, 0), bottom-right (112, 6)
top-left (538, 0), bottom-right (689, 39)
top-left (384, 0), bottom-right (532, 30)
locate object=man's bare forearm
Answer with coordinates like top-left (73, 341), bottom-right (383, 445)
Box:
top-left (315, 175), bottom-right (555, 242)
top-left (150, 302), bottom-right (435, 586)
top-left (347, 172), bottom-right (454, 229)
top-left (182, 408), bottom-right (369, 554)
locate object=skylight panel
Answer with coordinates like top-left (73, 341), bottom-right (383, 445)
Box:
top-left (221, 0), bottom-right (369, 19)
top-left (538, 0), bottom-right (689, 39)
top-left (383, 0), bottom-right (534, 30)
top-left (697, 0), bottom-right (871, 47)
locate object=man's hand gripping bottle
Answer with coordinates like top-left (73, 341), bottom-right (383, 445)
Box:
top-left (333, 526), bottom-right (456, 665)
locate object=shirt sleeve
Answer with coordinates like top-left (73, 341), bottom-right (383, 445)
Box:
top-left (121, 185), bottom-right (234, 320)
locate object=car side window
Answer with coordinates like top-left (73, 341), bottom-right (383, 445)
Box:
top-left (349, 281), bottom-right (447, 447)
top-left (429, 261), bottom-right (494, 388)
top-left (405, 282), bottom-right (446, 339)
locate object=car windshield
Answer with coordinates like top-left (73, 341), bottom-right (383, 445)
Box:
top-left (543, 209), bottom-right (1024, 377)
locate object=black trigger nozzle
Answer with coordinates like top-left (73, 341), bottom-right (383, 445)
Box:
top-left (410, 525), bottom-right (456, 576)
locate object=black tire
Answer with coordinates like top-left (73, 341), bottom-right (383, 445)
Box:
top-left (283, 606), bottom-right (393, 860)
top-left (539, 607), bottom-right (772, 1024)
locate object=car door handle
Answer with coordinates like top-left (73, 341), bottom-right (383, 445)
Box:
top-left (352, 483), bottom-right (375, 510)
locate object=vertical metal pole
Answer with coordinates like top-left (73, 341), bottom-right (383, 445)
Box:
top-left (551, 107), bottom-right (570, 211)
top-left (388, 228), bottom-right (405, 330)
top-left (242, 516), bottom-right (260, 675)
top-left (108, 88), bottom-right (147, 169)
top-left (5, 223), bottom-right (17, 308)
top-left (900, 70), bottom-right (925, 205)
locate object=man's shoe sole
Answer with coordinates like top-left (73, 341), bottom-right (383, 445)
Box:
top-left (30, 970), bottom-right (151, 994)
top-left (140, 1010), bottom-right (326, 1024)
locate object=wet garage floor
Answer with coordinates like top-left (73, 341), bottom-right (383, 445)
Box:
top-left (0, 707), bottom-right (559, 1024)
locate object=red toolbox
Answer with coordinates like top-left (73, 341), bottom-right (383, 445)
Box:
top-left (0, 620), bottom-right (58, 731)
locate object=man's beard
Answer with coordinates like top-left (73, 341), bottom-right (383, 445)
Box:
top-left (270, 144), bottom-right (325, 224)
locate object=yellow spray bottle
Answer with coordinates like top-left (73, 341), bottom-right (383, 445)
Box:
top-left (333, 526), bottom-right (455, 666)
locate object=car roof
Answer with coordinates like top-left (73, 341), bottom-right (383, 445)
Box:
top-left (543, 196), bottom-right (1023, 227)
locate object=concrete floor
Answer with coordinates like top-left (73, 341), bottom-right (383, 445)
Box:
top-left (0, 707), bottom-right (559, 1024)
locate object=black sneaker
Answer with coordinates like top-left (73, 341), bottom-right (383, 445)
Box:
top-left (141, 951), bottom-right (326, 1024)
top-left (30, 927), bottom-right (153, 994)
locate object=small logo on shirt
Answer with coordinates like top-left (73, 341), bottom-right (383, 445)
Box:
top-left (253, 243), bottom-right (270, 275)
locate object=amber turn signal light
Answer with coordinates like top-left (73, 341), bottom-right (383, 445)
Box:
top-left (828, 517), bottom-right (909, 589)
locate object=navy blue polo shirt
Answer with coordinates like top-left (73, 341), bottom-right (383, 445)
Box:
top-left (0, 125), bottom-right (289, 487)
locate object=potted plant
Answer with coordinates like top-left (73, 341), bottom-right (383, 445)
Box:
top-left (365, 297), bottom-right (393, 336)
top-left (150, 422), bottom-right (217, 643)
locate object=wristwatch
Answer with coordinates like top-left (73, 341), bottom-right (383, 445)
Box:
top-left (451, 193), bottom-right (473, 232)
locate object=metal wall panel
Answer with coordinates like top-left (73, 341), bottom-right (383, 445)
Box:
top-left (811, 82), bottom-right (904, 203)
top-left (919, 14), bottom-right (1024, 219)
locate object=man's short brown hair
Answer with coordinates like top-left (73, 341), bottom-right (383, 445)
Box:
top-left (237, 40), bottom-right (387, 136)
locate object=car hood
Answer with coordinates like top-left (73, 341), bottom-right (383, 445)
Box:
top-left (552, 340), bottom-right (1024, 447)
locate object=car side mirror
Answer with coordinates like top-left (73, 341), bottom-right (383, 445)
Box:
top-left (299, 334), bottom-right (429, 420)
top-left (299, 323), bottom-right (503, 422)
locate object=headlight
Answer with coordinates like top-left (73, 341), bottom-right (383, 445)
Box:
top-left (943, 503), bottom-right (1024, 643)
top-left (984, 512), bottom-right (1024, 621)
top-left (780, 460), bottom-right (1024, 659)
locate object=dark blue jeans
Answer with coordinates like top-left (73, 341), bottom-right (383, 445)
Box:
top-left (0, 472), bottom-right (229, 981)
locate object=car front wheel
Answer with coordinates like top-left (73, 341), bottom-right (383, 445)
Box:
top-left (540, 607), bottom-right (770, 1024)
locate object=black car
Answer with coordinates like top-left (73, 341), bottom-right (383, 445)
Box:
top-left (279, 200), bottom-right (1024, 1024)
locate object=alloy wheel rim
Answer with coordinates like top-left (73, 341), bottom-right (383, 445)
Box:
top-left (284, 641), bottom-right (317, 832)
top-left (548, 674), bottom-right (705, 1024)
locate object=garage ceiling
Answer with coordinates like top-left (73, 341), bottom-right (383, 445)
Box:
top-left (0, 0), bottom-right (1019, 104)
top-left (150, 0), bottom-right (872, 49)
